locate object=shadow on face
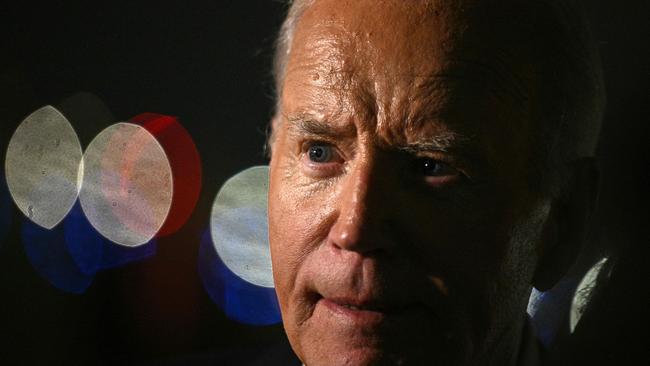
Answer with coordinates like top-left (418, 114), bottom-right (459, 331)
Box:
top-left (267, 1), bottom-right (588, 365)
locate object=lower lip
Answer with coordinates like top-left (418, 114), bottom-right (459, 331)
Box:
top-left (318, 298), bottom-right (388, 327)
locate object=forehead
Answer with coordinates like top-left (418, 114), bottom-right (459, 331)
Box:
top-left (290, 0), bottom-right (456, 74)
top-left (281, 0), bottom-right (535, 150)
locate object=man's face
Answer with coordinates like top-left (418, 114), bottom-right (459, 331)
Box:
top-left (268, 1), bottom-right (549, 365)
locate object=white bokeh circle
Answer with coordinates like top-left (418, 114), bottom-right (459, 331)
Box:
top-left (79, 122), bottom-right (173, 247)
top-left (5, 105), bottom-right (83, 229)
top-left (210, 166), bottom-right (273, 288)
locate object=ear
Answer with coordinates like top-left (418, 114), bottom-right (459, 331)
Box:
top-left (533, 157), bottom-right (599, 291)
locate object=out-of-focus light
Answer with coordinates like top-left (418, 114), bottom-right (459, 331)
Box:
top-left (527, 279), bottom-right (579, 348)
top-left (63, 201), bottom-right (104, 275)
top-left (56, 92), bottom-right (116, 148)
top-left (198, 229), bottom-right (281, 326)
top-left (22, 217), bottom-right (94, 294)
top-left (64, 201), bottom-right (157, 275)
top-left (21, 199), bottom-right (157, 294)
top-left (79, 122), bottom-right (173, 247)
top-left (5, 106), bottom-right (83, 229)
top-left (0, 172), bottom-right (13, 247)
top-left (570, 257), bottom-right (610, 333)
top-left (210, 166), bottom-right (273, 288)
top-left (130, 113), bottom-right (202, 237)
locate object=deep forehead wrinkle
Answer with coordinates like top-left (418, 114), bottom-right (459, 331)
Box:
top-left (395, 74), bottom-right (528, 139)
top-left (288, 0), bottom-right (534, 112)
top-left (412, 61), bottom-right (532, 110)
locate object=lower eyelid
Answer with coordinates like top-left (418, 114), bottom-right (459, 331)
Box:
top-left (301, 154), bottom-right (343, 176)
top-left (425, 175), bottom-right (458, 183)
top-left (423, 175), bottom-right (463, 189)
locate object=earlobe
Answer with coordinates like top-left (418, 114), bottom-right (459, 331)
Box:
top-left (533, 158), bottom-right (600, 291)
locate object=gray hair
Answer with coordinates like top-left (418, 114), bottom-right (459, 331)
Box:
top-left (270, 0), bottom-right (605, 198)
top-left (272, 0), bottom-right (314, 103)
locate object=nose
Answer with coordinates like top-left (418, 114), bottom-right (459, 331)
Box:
top-left (327, 153), bottom-right (394, 255)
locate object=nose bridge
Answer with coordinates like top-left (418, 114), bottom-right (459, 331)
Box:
top-left (328, 149), bottom-right (391, 253)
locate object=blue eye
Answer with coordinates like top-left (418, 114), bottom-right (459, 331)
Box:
top-left (308, 144), bottom-right (333, 163)
top-left (416, 158), bottom-right (453, 177)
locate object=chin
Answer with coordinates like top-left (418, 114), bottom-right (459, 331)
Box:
top-left (286, 301), bottom-right (463, 366)
top-left (292, 329), bottom-right (447, 366)
top-left (300, 345), bottom-right (399, 366)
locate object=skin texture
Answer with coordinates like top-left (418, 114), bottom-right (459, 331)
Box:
top-left (268, 1), bottom-right (594, 365)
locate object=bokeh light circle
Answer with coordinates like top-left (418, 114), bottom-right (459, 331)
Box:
top-left (0, 172), bottom-right (12, 246)
top-left (527, 278), bottom-right (579, 348)
top-left (63, 201), bottom-right (157, 275)
top-left (570, 257), bottom-right (610, 333)
top-left (198, 229), bottom-right (281, 325)
top-left (130, 113), bottom-right (202, 237)
top-left (79, 122), bottom-right (173, 247)
top-left (210, 166), bottom-right (273, 288)
top-left (5, 105), bottom-right (82, 229)
top-left (22, 216), bottom-right (94, 294)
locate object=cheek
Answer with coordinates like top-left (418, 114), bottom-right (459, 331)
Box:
top-left (267, 184), bottom-right (297, 301)
top-left (267, 158), bottom-right (335, 299)
top-left (401, 190), bottom-right (522, 308)
top-left (400, 189), bottom-right (512, 275)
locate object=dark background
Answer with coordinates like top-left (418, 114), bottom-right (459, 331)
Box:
top-left (0, 1), bottom-right (647, 365)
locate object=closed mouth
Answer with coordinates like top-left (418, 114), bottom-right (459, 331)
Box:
top-left (318, 296), bottom-right (421, 318)
top-left (329, 298), bottom-right (386, 312)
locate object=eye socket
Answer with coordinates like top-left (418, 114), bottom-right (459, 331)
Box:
top-left (418, 158), bottom-right (451, 176)
top-left (413, 157), bottom-right (461, 185)
top-left (307, 143), bottom-right (335, 163)
top-left (301, 141), bottom-right (343, 178)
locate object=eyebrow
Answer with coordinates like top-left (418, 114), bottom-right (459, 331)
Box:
top-left (285, 113), bottom-right (473, 154)
top-left (285, 114), bottom-right (357, 140)
top-left (396, 133), bottom-right (472, 154)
